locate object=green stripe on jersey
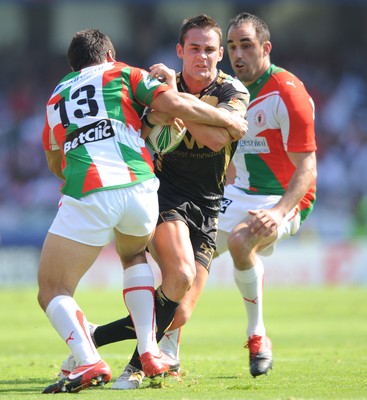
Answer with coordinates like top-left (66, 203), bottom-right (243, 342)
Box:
top-left (300, 195), bottom-right (316, 224)
top-left (62, 144), bottom-right (93, 198)
top-left (103, 74), bottom-right (125, 122)
top-left (246, 154), bottom-right (285, 195)
top-left (120, 68), bottom-right (146, 119)
top-left (118, 142), bottom-right (154, 180)
top-left (247, 64), bottom-right (283, 100)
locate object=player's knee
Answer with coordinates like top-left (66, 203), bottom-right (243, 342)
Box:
top-left (177, 266), bottom-right (196, 293)
top-left (163, 263), bottom-right (196, 301)
top-left (228, 229), bottom-right (252, 256)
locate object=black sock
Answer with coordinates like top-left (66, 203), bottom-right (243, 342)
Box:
top-left (129, 285), bottom-right (179, 370)
top-left (155, 285), bottom-right (179, 342)
top-left (93, 315), bottom-right (136, 347)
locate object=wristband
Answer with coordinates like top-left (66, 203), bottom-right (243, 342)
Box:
top-left (143, 113), bottom-right (156, 129)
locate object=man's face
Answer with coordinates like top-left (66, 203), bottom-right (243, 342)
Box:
top-left (177, 27), bottom-right (223, 87)
top-left (227, 22), bottom-right (269, 85)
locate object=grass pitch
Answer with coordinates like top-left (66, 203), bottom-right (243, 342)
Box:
top-left (1, 286), bottom-right (366, 399)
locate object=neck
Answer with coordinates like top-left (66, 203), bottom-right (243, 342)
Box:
top-left (181, 71), bottom-right (217, 95)
top-left (244, 60), bottom-right (271, 87)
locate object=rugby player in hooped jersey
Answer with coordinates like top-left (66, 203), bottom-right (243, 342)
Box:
top-left (38, 28), bottom-right (247, 393)
top-left (160, 12), bottom-right (317, 378)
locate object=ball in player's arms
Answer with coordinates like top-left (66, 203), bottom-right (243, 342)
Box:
top-left (145, 120), bottom-right (187, 154)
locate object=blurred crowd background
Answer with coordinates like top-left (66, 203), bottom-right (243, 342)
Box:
top-left (0, 0), bottom-right (367, 247)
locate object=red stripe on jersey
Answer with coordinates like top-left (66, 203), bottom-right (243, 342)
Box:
top-left (53, 123), bottom-right (67, 150)
top-left (127, 166), bottom-right (137, 182)
top-left (258, 128), bottom-right (294, 191)
top-left (102, 63), bottom-right (125, 86)
top-left (141, 147), bottom-right (154, 173)
top-left (260, 70), bottom-right (316, 152)
top-left (82, 163), bottom-right (103, 194)
top-left (42, 119), bottom-right (51, 150)
top-left (122, 67), bottom-right (142, 131)
top-left (48, 93), bottom-right (62, 106)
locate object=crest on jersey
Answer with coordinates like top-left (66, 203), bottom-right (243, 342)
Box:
top-left (254, 110), bottom-right (266, 127)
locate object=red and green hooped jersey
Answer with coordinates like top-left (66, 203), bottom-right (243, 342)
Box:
top-left (233, 64), bottom-right (317, 223)
top-left (42, 61), bottom-right (170, 199)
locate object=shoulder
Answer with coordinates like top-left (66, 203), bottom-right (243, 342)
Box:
top-left (218, 70), bottom-right (247, 90)
top-left (111, 61), bottom-right (151, 79)
top-left (270, 66), bottom-right (310, 97)
top-left (217, 70), bottom-right (249, 101)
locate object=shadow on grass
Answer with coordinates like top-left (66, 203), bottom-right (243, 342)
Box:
top-left (0, 378), bottom-right (111, 394)
top-left (0, 378), bottom-right (47, 393)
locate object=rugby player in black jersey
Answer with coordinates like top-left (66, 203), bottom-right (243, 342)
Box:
top-left (58, 14), bottom-right (249, 390)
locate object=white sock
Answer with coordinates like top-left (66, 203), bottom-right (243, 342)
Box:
top-left (160, 327), bottom-right (181, 360)
top-left (45, 295), bottom-right (100, 366)
top-left (233, 258), bottom-right (266, 337)
top-left (123, 263), bottom-right (159, 357)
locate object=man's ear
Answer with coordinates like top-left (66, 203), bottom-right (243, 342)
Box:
top-left (176, 43), bottom-right (184, 60)
top-left (218, 46), bottom-right (224, 62)
top-left (107, 50), bottom-right (116, 62)
top-left (263, 41), bottom-right (272, 58)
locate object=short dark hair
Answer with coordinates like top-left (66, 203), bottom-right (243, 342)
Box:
top-left (227, 12), bottom-right (270, 44)
top-left (67, 29), bottom-right (116, 71)
top-left (179, 14), bottom-right (222, 46)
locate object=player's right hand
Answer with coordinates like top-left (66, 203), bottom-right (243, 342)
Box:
top-left (227, 111), bottom-right (248, 141)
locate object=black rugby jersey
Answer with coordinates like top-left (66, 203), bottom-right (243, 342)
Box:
top-left (154, 70), bottom-right (249, 217)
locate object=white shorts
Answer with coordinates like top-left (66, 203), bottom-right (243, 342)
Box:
top-left (49, 178), bottom-right (159, 246)
top-left (218, 184), bottom-right (300, 256)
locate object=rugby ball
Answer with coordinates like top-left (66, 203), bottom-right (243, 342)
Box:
top-left (146, 124), bottom-right (187, 154)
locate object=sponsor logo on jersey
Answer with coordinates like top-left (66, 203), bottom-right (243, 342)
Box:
top-left (237, 137), bottom-right (270, 154)
top-left (286, 80), bottom-right (296, 88)
top-left (64, 119), bottom-right (115, 153)
top-left (53, 65), bottom-right (106, 95)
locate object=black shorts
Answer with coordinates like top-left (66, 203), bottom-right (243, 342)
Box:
top-left (157, 200), bottom-right (218, 272)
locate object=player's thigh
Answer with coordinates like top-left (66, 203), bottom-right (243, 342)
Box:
top-left (114, 178), bottom-right (159, 265)
top-left (38, 233), bottom-right (102, 301)
top-left (114, 229), bottom-right (153, 268)
top-left (150, 219), bottom-right (195, 280)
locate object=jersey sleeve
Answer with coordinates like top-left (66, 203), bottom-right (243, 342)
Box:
top-left (129, 67), bottom-right (172, 107)
top-left (278, 79), bottom-right (317, 153)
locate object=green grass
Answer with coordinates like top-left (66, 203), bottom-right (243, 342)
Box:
top-left (1, 286), bottom-right (366, 399)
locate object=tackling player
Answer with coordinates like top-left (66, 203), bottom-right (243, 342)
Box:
top-left (56, 15), bottom-right (249, 390)
top-left (39, 27), bottom-right (247, 393)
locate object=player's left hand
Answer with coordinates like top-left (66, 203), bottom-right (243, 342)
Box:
top-left (149, 63), bottom-right (177, 91)
top-left (247, 208), bottom-right (283, 238)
